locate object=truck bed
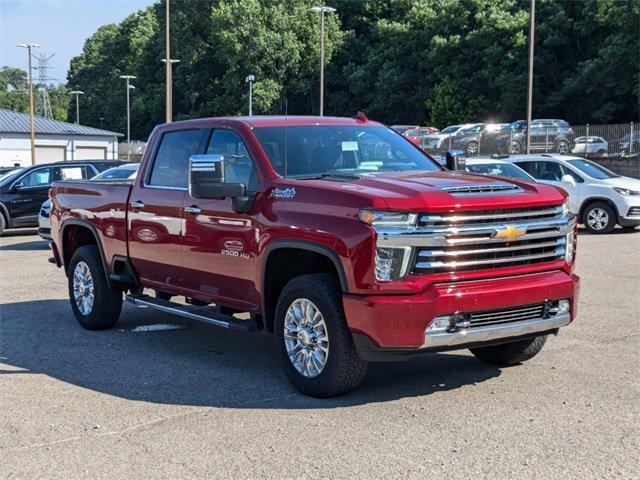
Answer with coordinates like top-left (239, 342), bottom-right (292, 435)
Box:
top-left (50, 179), bottom-right (133, 271)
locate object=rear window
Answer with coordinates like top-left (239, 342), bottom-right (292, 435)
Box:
top-left (148, 129), bottom-right (204, 188)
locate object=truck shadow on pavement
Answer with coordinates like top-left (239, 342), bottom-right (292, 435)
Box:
top-left (1, 299), bottom-right (502, 409)
top-left (0, 240), bottom-right (50, 251)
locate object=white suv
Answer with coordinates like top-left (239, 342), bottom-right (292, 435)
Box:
top-left (508, 154), bottom-right (640, 233)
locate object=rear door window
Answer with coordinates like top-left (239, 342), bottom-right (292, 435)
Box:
top-left (148, 129), bottom-right (205, 188)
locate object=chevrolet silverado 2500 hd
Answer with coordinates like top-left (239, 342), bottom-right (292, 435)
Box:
top-left (49, 115), bottom-right (580, 397)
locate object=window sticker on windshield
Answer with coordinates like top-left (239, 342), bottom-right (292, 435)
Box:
top-left (341, 141), bottom-right (358, 152)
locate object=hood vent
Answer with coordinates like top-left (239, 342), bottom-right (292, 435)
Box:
top-left (441, 183), bottom-right (521, 195)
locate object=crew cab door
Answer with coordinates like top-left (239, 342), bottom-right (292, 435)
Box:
top-left (127, 128), bottom-right (207, 289)
top-left (181, 128), bottom-right (261, 310)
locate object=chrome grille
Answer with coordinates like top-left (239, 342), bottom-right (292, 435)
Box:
top-left (467, 302), bottom-right (559, 328)
top-left (409, 205), bottom-right (572, 274)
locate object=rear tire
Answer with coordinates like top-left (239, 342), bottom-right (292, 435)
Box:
top-left (68, 245), bottom-right (122, 330)
top-left (0, 213), bottom-right (5, 236)
top-left (466, 141), bottom-right (479, 155)
top-left (509, 140), bottom-right (522, 154)
top-left (274, 273), bottom-right (368, 397)
top-left (470, 335), bottom-right (547, 366)
top-left (583, 202), bottom-right (615, 234)
top-left (556, 140), bottom-right (569, 155)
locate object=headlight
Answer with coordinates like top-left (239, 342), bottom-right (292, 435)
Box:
top-left (375, 247), bottom-right (412, 281)
top-left (565, 231), bottom-right (575, 262)
top-left (613, 187), bottom-right (640, 196)
top-left (359, 210), bottom-right (417, 227)
top-left (562, 201), bottom-right (570, 216)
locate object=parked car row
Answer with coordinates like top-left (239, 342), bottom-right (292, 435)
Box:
top-left (0, 160), bottom-right (138, 237)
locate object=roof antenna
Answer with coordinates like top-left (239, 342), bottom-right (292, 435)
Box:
top-left (284, 97), bottom-right (288, 179)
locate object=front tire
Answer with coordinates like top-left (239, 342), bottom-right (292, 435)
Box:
top-left (583, 202), bottom-right (615, 234)
top-left (274, 274), bottom-right (367, 397)
top-left (466, 141), bottom-right (479, 155)
top-left (0, 213), bottom-right (5, 236)
top-left (509, 140), bottom-right (522, 154)
top-left (470, 335), bottom-right (547, 366)
top-left (556, 140), bottom-right (569, 155)
top-left (68, 245), bottom-right (122, 330)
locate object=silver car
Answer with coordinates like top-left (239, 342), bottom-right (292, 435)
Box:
top-left (38, 199), bottom-right (52, 240)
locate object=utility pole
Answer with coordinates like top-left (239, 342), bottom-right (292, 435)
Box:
top-left (18, 43), bottom-right (41, 165)
top-left (245, 75), bottom-right (255, 116)
top-left (70, 90), bottom-right (84, 124)
top-left (119, 75), bottom-right (136, 160)
top-left (526, 0), bottom-right (535, 155)
top-left (309, 6), bottom-right (336, 116)
top-left (162, 0), bottom-right (179, 123)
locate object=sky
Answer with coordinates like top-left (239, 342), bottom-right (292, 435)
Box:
top-left (1, 0), bottom-right (156, 84)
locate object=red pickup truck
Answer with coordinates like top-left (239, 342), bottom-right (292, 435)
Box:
top-left (49, 115), bottom-right (579, 397)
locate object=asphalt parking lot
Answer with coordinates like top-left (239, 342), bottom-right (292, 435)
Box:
top-left (0, 228), bottom-right (638, 479)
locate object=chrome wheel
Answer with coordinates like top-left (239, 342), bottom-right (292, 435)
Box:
top-left (587, 207), bottom-right (609, 231)
top-left (73, 261), bottom-right (95, 315)
top-left (466, 141), bottom-right (478, 155)
top-left (510, 141), bottom-right (521, 154)
top-left (283, 298), bottom-right (329, 378)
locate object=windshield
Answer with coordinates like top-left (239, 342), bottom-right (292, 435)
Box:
top-left (253, 125), bottom-right (441, 178)
top-left (466, 163), bottom-right (534, 181)
top-left (567, 159), bottom-right (619, 179)
top-left (440, 125), bottom-right (460, 134)
top-left (92, 166), bottom-right (138, 180)
top-left (0, 168), bottom-right (24, 185)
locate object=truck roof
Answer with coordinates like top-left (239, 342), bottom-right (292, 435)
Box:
top-left (165, 115), bottom-right (384, 129)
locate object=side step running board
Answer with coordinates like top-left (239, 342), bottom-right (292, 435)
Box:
top-left (125, 294), bottom-right (259, 332)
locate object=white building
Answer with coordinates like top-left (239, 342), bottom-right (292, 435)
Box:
top-left (0, 108), bottom-right (122, 167)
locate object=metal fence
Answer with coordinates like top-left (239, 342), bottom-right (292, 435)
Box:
top-left (417, 122), bottom-right (639, 159)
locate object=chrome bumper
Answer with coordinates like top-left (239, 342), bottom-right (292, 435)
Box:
top-left (422, 311), bottom-right (571, 349)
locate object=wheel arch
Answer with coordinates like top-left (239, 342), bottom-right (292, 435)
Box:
top-left (60, 219), bottom-right (112, 287)
top-left (0, 202), bottom-right (10, 227)
top-left (578, 197), bottom-right (620, 224)
top-left (260, 240), bottom-right (349, 332)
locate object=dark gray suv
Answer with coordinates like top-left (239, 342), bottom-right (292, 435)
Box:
top-left (501, 119), bottom-right (575, 155)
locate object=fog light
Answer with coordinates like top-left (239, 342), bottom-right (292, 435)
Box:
top-left (427, 315), bottom-right (452, 333)
top-left (558, 299), bottom-right (570, 313)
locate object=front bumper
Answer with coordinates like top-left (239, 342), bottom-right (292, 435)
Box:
top-left (343, 270), bottom-right (580, 359)
top-left (616, 198), bottom-right (640, 227)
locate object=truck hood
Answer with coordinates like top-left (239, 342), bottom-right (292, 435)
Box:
top-left (308, 171), bottom-right (566, 211)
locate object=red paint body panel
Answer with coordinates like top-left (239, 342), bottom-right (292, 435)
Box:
top-left (343, 270), bottom-right (579, 348)
top-left (49, 115), bottom-right (579, 352)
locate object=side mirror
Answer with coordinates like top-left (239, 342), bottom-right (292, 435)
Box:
top-left (560, 174), bottom-right (576, 186)
top-left (12, 181), bottom-right (24, 190)
top-left (445, 150), bottom-right (466, 170)
top-left (188, 154), bottom-right (246, 199)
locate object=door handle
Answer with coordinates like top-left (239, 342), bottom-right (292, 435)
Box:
top-left (184, 205), bottom-right (202, 214)
top-left (130, 200), bottom-right (145, 209)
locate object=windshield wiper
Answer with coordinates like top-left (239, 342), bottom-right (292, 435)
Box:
top-left (295, 172), bottom-right (362, 181)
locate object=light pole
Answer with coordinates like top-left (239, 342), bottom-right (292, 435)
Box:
top-left (163, 0), bottom-right (180, 123)
top-left (309, 5), bottom-right (336, 116)
top-left (119, 75), bottom-right (136, 160)
top-left (526, 0), bottom-right (535, 154)
top-left (18, 43), bottom-right (41, 165)
top-left (245, 75), bottom-right (255, 116)
top-left (70, 90), bottom-right (84, 124)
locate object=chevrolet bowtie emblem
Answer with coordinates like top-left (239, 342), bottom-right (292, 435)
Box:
top-left (495, 225), bottom-right (526, 242)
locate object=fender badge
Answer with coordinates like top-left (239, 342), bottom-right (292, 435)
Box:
top-left (270, 187), bottom-right (296, 199)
